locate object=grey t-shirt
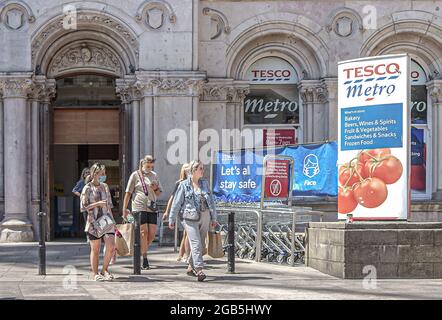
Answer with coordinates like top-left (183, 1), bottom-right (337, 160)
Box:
top-left (125, 170), bottom-right (162, 212)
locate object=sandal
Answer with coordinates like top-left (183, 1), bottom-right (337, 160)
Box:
top-left (186, 269), bottom-right (196, 277)
top-left (93, 274), bottom-right (105, 282)
top-left (102, 271), bottom-right (115, 281)
top-left (196, 270), bottom-right (206, 282)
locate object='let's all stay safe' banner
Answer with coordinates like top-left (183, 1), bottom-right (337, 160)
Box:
top-left (212, 142), bottom-right (338, 202)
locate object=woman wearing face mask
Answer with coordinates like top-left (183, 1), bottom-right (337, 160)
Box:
top-left (80, 163), bottom-right (116, 281)
top-left (163, 163), bottom-right (191, 262)
top-left (169, 160), bottom-right (217, 282)
top-left (72, 167), bottom-right (90, 241)
top-left (123, 155), bottom-right (163, 270)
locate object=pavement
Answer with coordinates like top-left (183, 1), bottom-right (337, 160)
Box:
top-left (1, 240), bottom-right (442, 300)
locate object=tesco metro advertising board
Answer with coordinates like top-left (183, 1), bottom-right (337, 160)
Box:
top-left (337, 54), bottom-right (410, 220)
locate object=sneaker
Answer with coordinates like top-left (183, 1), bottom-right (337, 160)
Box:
top-left (142, 258), bottom-right (150, 270)
top-left (93, 274), bottom-right (105, 282)
top-left (102, 271), bottom-right (115, 281)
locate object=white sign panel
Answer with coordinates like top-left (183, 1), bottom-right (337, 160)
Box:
top-left (337, 54), bottom-right (410, 220)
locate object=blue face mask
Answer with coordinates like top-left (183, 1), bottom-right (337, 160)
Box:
top-left (99, 175), bottom-right (107, 183)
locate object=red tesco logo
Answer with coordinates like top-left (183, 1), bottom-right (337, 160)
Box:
top-left (343, 63), bottom-right (400, 79)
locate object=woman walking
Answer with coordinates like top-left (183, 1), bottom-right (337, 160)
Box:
top-left (80, 163), bottom-right (116, 281)
top-left (122, 155), bottom-right (162, 270)
top-left (72, 167), bottom-right (90, 241)
top-left (163, 163), bottom-right (191, 262)
top-left (168, 160), bottom-right (217, 281)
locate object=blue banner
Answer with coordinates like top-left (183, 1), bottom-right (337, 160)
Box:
top-left (411, 127), bottom-right (424, 166)
top-left (212, 142), bottom-right (338, 202)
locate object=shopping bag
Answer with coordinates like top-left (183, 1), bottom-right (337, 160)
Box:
top-left (115, 231), bottom-right (129, 256)
top-left (116, 223), bottom-right (134, 256)
top-left (208, 231), bottom-right (224, 258)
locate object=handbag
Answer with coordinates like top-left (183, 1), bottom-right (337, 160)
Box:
top-left (208, 230), bottom-right (224, 258)
top-left (182, 183), bottom-right (201, 221)
top-left (89, 214), bottom-right (115, 238)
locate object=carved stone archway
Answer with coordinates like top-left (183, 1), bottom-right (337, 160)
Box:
top-left (31, 10), bottom-right (139, 76)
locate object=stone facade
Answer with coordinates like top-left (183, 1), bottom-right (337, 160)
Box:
top-left (0, 0), bottom-right (442, 241)
top-left (306, 222), bottom-right (442, 279)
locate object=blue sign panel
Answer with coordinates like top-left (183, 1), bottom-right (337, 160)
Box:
top-left (340, 103), bottom-right (403, 151)
top-left (212, 142), bottom-right (338, 202)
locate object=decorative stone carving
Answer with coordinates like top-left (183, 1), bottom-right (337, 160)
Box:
top-left (326, 7), bottom-right (363, 37)
top-left (49, 43), bottom-right (123, 77)
top-left (427, 80), bottom-right (442, 104)
top-left (29, 78), bottom-right (56, 102)
top-left (0, 78), bottom-right (33, 98)
top-left (0, 2), bottom-right (35, 30)
top-left (227, 87), bottom-right (249, 103)
top-left (199, 81), bottom-right (249, 102)
top-left (136, 0), bottom-right (177, 30)
top-left (299, 82), bottom-right (327, 104)
top-left (32, 11), bottom-right (139, 63)
top-left (116, 73), bottom-right (206, 101)
top-left (335, 16), bottom-right (353, 37)
top-left (202, 7), bottom-right (231, 40)
top-left (116, 83), bottom-right (138, 104)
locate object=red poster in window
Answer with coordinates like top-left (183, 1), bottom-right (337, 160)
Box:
top-left (263, 129), bottom-right (295, 146)
top-left (264, 159), bottom-right (290, 198)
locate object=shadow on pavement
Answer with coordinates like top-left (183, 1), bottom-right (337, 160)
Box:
top-left (113, 276), bottom-right (172, 283)
top-left (205, 275), bottom-right (272, 282)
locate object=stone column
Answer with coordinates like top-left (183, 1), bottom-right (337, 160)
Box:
top-left (0, 74), bottom-right (34, 242)
top-left (116, 78), bottom-right (143, 172)
top-left (118, 72), bottom-right (206, 199)
top-left (427, 80), bottom-right (442, 200)
top-left (199, 80), bottom-right (249, 158)
top-left (28, 78), bottom-right (56, 239)
top-left (226, 82), bottom-right (249, 131)
top-left (322, 78), bottom-right (338, 141)
top-left (132, 99), bottom-right (140, 170)
top-left (298, 80), bottom-right (328, 143)
top-left (0, 96), bottom-right (3, 222)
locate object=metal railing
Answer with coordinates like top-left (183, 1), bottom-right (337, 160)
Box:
top-left (215, 203), bottom-right (322, 266)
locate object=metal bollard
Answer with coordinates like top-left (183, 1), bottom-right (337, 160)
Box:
top-left (37, 212), bottom-right (46, 276)
top-left (290, 211), bottom-right (296, 267)
top-left (227, 211), bottom-right (235, 274)
top-left (133, 211), bottom-right (141, 275)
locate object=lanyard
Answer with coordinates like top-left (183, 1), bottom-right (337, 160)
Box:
top-left (137, 171), bottom-right (149, 196)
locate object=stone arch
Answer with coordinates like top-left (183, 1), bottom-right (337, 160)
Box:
top-left (360, 11), bottom-right (442, 78)
top-left (226, 12), bottom-right (329, 80)
top-left (31, 8), bottom-right (140, 78)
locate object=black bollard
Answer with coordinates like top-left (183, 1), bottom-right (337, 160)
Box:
top-left (37, 212), bottom-right (46, 276)
top-left (133, 211), bottom-right (141, 275)
top-left (227, 211), bottom-right (235, 274)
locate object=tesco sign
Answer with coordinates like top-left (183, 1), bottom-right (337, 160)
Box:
top-left (342, 62), bottom-right (401, 101)
top-left (246, 57), bottom-right (298, 84)
top-left (251, 69), bottom-right (292, 78)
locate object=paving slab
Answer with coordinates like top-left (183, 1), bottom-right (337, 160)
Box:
top-left (1, 241), bottom-right (442, 300)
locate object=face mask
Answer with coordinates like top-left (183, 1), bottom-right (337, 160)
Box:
top-left (99, 175), bottom-right (107, 183)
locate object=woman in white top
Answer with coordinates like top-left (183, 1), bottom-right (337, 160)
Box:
top-left (80, 163), bottom-right (116, 281)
